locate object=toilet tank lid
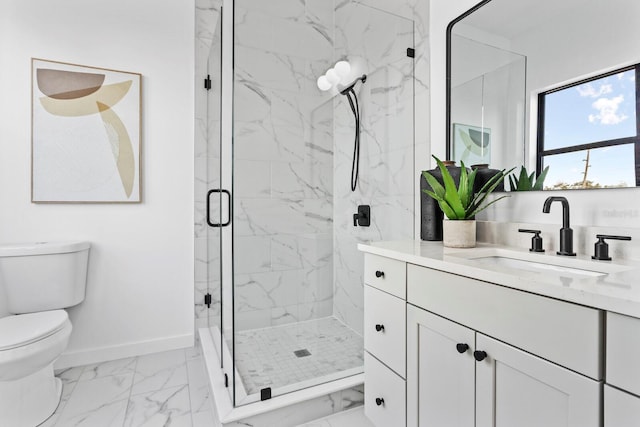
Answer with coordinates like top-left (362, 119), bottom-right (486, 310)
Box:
top-left (0, 310), bottom-right (69, 350)
top-left (0, 241), bottom-right (90, 257)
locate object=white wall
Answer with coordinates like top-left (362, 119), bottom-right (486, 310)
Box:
top-left (0, 0), bottom-right (195, 367)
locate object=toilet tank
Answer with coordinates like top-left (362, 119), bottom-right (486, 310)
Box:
top-left (0, 241), bottom-right (90, 314)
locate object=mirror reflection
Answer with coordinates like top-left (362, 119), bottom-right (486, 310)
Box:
top-left (448, 0), bottom-right (640, 190)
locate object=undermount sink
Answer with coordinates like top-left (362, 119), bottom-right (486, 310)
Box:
top-left (471, 255), bottom-right (605, 277)
top-left (446, 248), bottom-right (629, 279)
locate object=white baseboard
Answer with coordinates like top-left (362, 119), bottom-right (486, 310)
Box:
top-left (54, 333), bottom-right (194, 369)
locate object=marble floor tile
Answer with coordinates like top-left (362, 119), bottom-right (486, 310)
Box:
top-left (55, 374), bottom-right (134, 426)
top-left (186, 357), bottom-right (212, 413)
top-left (123, 384), bottom-right (192, 427)
top-left (130, 349), bottom-right (189, 396)
top-left (191, 410), bottom-right (216, 427)
top-left (45, 345), bottom-right (361, 427)
top-left (56, 399), bottom-right (129, 427)
top-left (55, 366), bottom-right (85, 384)
top-left (296, 407), bottom-right (374, 427)
top-left (78, 357), bottom-right (138, 381)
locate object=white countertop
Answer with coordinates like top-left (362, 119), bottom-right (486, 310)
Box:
top-left (358, 240), bottom-right (640, 318)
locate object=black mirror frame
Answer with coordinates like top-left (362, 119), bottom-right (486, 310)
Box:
top-left (446, 0), bottom-right (494, 160)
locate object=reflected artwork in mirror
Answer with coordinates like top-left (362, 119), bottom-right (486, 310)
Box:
top-left (447, 0), bottom-right (640, 191)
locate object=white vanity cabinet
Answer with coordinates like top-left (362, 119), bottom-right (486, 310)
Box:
top-left (604, 312), bottom-right (640, 426)
top-left (359, 241), bottom-right (640, 427)
top-left (363, 254), bottom-right (407, 427)
top-left (407, 306), bottom-right (600, 427)
top-left (406, 264), bottom-right (602, 427)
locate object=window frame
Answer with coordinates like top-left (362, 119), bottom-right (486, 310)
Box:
top-left (536, 63), bottom-right (640, 188)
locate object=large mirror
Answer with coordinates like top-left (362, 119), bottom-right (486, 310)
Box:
top-left (447, 0), bottom-right (640, 190)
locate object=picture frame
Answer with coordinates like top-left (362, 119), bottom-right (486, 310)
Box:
top-left (32, 58), bottom-right (142, 203)
top-left (452, 123), bottom-right (491, 166)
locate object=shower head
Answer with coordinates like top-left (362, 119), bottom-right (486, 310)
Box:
top-left (339, 74), bottom-right (367, 95)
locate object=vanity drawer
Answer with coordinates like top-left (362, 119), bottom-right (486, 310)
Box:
top-left (607, 312), bottom-right (640, 395)
top-left (364, 352), bottom-right (406, 427)
top-left (364, 254), bottom-right (406, 299)
top-left (407, 264), bottom-right (603, 379)
top-left (605, 385), bottom-right (640, 427)
top-left (364, 285), bottom-right (406, 377)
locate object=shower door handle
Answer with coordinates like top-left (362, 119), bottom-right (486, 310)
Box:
top-left (206, 189), bottom-right (231, 227)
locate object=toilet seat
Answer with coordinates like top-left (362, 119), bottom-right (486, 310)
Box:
top-left (0, 310), bottom-right (69, 351)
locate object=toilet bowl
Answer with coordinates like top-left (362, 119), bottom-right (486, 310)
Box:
top-left (0, 310), bottom-right (72, 426)
top-left (0, 241), bottom-right (90, 427)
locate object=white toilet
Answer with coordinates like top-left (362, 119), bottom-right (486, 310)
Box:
top-left (0, 241), bottom-right (90, 427)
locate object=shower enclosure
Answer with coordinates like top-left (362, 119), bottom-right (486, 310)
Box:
top-left (196, 0), bottom-right (415, 409)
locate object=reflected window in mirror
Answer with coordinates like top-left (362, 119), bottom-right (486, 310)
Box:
top-left (537, 64), bottom-right (640, 190)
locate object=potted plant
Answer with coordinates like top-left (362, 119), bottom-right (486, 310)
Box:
top-left (422, 156), bottom-right (513, 248)
top-left (508, 165), bottom-right (549, 191)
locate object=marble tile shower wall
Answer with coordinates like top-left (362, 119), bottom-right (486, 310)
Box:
top-left (332, 3), bottom-right (416, 335)
top-left (232, 0), bottom-right (336, 330)
top-left (195, 0), bottom-right (430, 336)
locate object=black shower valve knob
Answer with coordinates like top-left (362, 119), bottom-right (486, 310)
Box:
top-left (353, 205), bottom-right (370, 227)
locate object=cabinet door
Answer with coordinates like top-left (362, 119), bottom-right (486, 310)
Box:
top-left (607, 312), bottom-right (640, 396)
top-left (475, 334), bottom-right (601, 427)
top-left (407, 305), bottom-right (475, 427)
top-left (605, 384), bottom-right (640, 426)
top-left (364, 253), bottom-right (406, 299)
top-left (364, 285), bottom-right (406, 376)
top-left (364, 352), bottom-right (406, 427)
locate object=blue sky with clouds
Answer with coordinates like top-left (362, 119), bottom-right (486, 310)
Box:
top-left (543, 70), bottom-right (636, 187)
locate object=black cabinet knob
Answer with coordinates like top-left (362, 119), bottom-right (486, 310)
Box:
top-left (456, 343), bottom-right (469, 354)
top-left (375, 270), bottom-right (385, 278)
top-left (375, 397), bottom-right (385, 406)
top-left (474, 350), bottom-right (487, 362)
top-left (375, 324), bottom-right (385, 332)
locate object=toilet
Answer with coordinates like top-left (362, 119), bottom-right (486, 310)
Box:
top-left (0, 241), bottom-right (90, 427)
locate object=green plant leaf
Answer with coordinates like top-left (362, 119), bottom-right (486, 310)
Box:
top-left (422, 188), bottom-right (444, 203)
top-left (422, 171), bottom-right (445, 199)
top-left (423, 167), bottom-right (461, 219)
top-left (467, 194), bottom-right (511, 218)
top-left (532, 166), bottom-right (550, 191)
top-left (467, 167), bottom-right (514, 215)
top-left (467, 167), bottom-right (477, 199)
top-left (437, 199), bottom-right (459, 219)
top-left (508, 165), bottom-right (550, 191)
top-left (458, 161), bottom-right (470, 209)
top-left (519, 167), bottom-right (531, 191)
top-left (433, 156), bottom-right (465, 218)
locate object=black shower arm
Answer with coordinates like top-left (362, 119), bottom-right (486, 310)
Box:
top-left (339, 74), bottom-right (367, 95)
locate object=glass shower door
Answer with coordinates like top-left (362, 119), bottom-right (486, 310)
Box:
top-left (204, 2), bottom-right (236, 403)
top-left (230, 0), bottom-right (415, 405)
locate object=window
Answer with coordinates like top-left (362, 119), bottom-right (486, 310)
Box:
top-left (537, 64), bottom-right (639, 189)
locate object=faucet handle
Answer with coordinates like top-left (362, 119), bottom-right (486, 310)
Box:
top-left (592, 234), bottom-right (631, 261)
top-left (518, 229), bottom-right (545, 252)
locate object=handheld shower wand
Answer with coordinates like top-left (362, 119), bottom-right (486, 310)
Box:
top-left (340, 74), bottom-right (367, 191)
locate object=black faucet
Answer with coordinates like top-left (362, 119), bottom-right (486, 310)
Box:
top-left (542, 196), bottom-right (576, 256)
